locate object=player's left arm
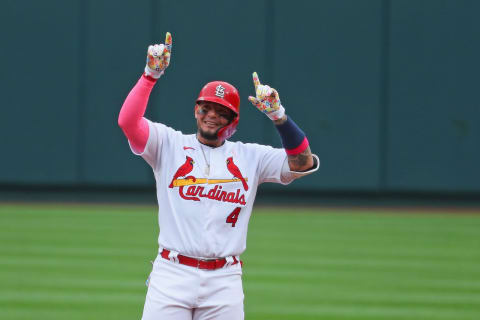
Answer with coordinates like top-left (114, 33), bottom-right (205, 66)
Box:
top-left (273, 115), bottom-right (315, 171)
top-left (248, 72), bottom-right (316, 172)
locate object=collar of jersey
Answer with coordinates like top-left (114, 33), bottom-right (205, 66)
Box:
top-left (195, 135), bottom-right (226, 149)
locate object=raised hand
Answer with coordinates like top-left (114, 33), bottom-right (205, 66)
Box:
top-left (145, 32), bottom-right (173, 79)
top-left (248, 72), bottom-right (285, 121)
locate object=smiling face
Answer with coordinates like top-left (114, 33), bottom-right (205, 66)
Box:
top-left (195, 101), bottom-right (235, 146)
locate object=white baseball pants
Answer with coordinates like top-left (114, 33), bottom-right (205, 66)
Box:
top-left (141, 255), bottom-right (244, 320)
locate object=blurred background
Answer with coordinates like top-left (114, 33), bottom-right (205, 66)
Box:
top-left (1, 1), bottom-right (479, 320)
top-left (1, 0), bottom-right (479, 206)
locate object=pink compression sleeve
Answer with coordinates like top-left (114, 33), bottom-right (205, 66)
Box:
top-left (118, 74), bottom-right (157, 153)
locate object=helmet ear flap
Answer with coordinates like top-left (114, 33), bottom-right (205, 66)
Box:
top-left (217, 116), bottom-right (239, 141)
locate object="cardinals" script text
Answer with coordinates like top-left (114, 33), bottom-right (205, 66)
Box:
top-left (178, 184), bottom-right (246, 205)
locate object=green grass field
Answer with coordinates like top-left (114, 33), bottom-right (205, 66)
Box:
top-left (1, 204), bottom-right (479, 320)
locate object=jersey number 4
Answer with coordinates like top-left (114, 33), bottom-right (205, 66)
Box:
top-left (226, 207), bottom-right (241, 227)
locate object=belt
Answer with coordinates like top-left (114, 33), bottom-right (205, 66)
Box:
top-left (160, 249), bottom-right (241, 270)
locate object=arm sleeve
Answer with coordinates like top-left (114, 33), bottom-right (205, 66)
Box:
top-left (118, 74), bottom-right (157, 153)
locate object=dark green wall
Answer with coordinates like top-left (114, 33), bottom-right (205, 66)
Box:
top-left (387, 0), bottom-right (480, 192)
top-left (1, 0), bottom-right (479, 193)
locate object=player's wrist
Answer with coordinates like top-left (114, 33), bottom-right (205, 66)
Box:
top-left (143, 72), bottom-right (159, 82)
top-left (265, 104), bottom-right (285, 121)
top-left (273, 113), bottom-right (287, 125)
top-left (144, 66), bottom-right (164, 79)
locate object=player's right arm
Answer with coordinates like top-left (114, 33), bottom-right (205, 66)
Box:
top-left (118, 32), bottom-right (172, 153)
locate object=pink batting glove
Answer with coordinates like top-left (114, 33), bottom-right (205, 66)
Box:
top-left (144, 32), bottom-right (172, 79)
top-left (248, 72), bottom-right (285, 121)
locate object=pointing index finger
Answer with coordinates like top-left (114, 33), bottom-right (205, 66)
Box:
top-left (252, 72), bottom-right (261, 90)
top-left (165, 32), bottom-right (172, 51)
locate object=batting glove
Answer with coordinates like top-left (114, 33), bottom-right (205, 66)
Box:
top-left (144, 32), bottom-right (172, 79)
top-left (248, 72), bottom-right (285, 121)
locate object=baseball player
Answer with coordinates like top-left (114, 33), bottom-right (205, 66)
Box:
top-left (118, 32), bottom-right (319, 320)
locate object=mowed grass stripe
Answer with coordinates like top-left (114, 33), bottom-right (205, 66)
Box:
top-left (0, 308), bottom-right (141, 320)
top-left (245, 244), bottom-right (478, 260)
top-left (0, 244), bottom-right (155, 258)
top-left (245, 269), bottom-right (480, 292)
top-left (0, 276), bottom-right (143, 290)
top-left (1, 204), bottom-right (479, 320)
top-left (243, 257), bottom-right (480, 275)
top-left (247, 304), bottom-right (480, 320)
top-left (244, 281), bottom-right (480, 304)
top-left (0, 262), bottom-right (150, 279)
top-left (0, 291), bottom-right (145, 304)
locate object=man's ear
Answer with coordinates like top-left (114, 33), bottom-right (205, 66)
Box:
top-left (194, 104), bottom-right (199, 119)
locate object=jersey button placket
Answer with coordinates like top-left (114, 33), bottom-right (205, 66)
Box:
top-left (208, 148), bottom-right (223, 254)
top-left (203, 148), bottom-right (216, 236)
top-left (200, 144), bottom-right (214, 255)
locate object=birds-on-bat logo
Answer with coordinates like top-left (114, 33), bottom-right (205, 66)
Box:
top-left (169, 156), bottom-right (195, 188)
top-left (226, 157), bottom-right (248, 191)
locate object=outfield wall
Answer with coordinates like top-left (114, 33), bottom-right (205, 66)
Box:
top-left (1, 0), bottom-right (479, 196)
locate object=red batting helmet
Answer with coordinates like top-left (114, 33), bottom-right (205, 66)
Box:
top-left (196, 81), bottom-right (240, 140)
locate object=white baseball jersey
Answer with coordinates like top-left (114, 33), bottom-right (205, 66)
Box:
top-left (131, 120), bottom-right (319, 259)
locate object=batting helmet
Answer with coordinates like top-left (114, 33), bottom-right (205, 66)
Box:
top-left (196, 81), bottom-right (240, 140)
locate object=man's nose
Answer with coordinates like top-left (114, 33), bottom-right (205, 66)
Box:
top-left (205, 109), bottom-right (219, 117)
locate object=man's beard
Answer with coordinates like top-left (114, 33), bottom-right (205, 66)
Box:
top-left (198, 127), bottom-right (219, 141)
